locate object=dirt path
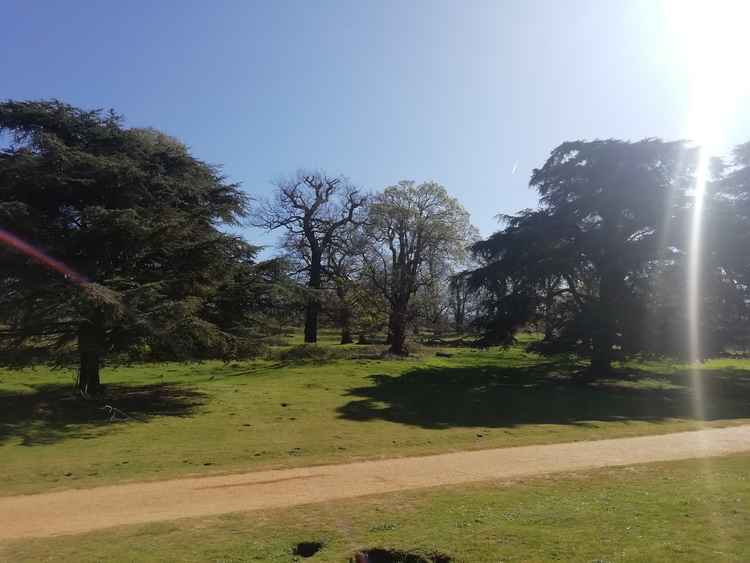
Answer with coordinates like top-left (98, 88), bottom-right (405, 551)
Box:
top-left (2, 425), bottom-right (750, 541)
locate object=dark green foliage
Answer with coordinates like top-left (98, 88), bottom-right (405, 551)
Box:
top-left (706, 143), bottom-right (750, 350)
top-left (0, 100), bottom-right (267, 390)
top-left (3, 100), bottom-right (750, 383)
top-left (469, 139), bottom-right (699, 371)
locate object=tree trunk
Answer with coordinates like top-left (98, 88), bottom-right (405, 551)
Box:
top-left (304, 260), bottom-right (322, 343)
top-left (454, 301), bottom-right (465, 335)
top-left (340, 301), bottom-right (353, 344)
top-left (336, 285), bottom-right (354, 344)
top-left (78, 321), bottom-right (102, 394)
top-left (590, 268), bottom-right (620, 376)
top-left (453, 282), bottom-right (465, 334)
top-left (340, 326), bottom-right (353, 345)
top-left (389, 304), bottom-right (408, 355)
top-left (304, 303), bottom-right (319, 344)
top-left (385, 311), bottom-right (395, 345)
top-left (544, 282), bottom-right (555, 342)
top-left (455, 310), bottom-right (465, 335)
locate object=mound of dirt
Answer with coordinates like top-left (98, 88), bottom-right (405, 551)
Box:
top-left (350, 548), bottom-right (452, 563)
top-left (293, 541), bottom-right (324, 558)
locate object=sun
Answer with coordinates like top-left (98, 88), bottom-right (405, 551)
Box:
top-left (664, 0), bottom-right (750, 154)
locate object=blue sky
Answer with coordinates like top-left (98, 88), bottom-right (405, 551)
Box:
top-left (3, 0), bottom-right (749, 253)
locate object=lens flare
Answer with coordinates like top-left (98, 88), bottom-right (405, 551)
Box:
top-left (663, 0), bottom-right (750, 548)
top-left (0, 228), bottom-right (88, 284)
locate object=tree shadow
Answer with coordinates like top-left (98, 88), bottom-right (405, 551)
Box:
top-left (337, 359), bottom-right (750, 429)
top-left (0, 383), bottom-right (207, 446)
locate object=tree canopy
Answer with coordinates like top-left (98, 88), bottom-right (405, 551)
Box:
top-left (362, 181), bottom-right (475, 355)
top-left (3, 98), bottom-right (750, 382)
top-left (469, 139), bottom-right (699, 372)
top-left (0, 100), bottom-right (263, 392)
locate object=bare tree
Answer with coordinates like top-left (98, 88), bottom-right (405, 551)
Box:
top-left (254, 171), bottom-right (366, 343)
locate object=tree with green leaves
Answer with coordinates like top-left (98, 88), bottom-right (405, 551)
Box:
top-left (363, 181), bottom-right (474, 355)
top-left (0, 100), bottom-right (258, 393)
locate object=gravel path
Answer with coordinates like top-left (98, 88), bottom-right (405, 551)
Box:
top-left (2, 425), bottom-right (749, 540)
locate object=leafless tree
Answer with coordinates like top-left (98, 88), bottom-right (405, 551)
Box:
top-left (254, 171), bottom-right (366, 343)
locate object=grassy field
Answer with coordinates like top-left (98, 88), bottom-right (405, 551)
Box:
top-left (2, 333), bottom-right (750, 496)
top-left (3, 453), bottom-right (749, 562)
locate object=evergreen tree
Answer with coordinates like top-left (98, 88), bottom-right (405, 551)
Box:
top-left (0, 100), bottom-right (256, 393)
top-left (469, 139), bottom-right (697, 373)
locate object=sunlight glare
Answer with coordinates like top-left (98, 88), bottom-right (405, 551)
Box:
top-left (663, 0), bottom-right (750, 545)
top-left (664, 0), bottom-right (750, 372)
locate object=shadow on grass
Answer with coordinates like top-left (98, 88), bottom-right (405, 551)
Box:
top-left (337, 359), bottom-right (750, 429)
top-left (0, 383), bottom-right (207, 446)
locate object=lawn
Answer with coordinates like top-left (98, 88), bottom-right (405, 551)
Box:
top-left (3, 453), bottom-right (749, 562)
top-left (2, 334), bottom-right (750, 496)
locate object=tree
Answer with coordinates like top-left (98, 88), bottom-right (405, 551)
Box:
top-left (322, 223), bottom-right (366, 344)
top-left (0, 100), bottom-right (255, 393)
top-left (697, 142), bottom-right (750, 354)
top-left (469, 139), bottom-right (697, 373)
top-left (469, 209), bottom-right (583, 347)
top-left (412, 247), bottom-right (453, 337)
top-left (206, 256), bottom-right (301, 347)
top-left (448, 270), bottom-right (479, 335)
top-left (254, 172), bottom-right (366, 343)
top-left (413, 277), bottom-right (450, 337)
top-left (362, 181), bottom-right (474, 355)
top-left (349, 280), bottom-right (390, 344)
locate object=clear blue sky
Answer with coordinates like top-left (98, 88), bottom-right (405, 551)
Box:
top-left (3, 0), bottom-right (749, 253)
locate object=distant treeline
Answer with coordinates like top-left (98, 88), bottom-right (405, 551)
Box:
top-left (1, 101), bottom-right (748, 390)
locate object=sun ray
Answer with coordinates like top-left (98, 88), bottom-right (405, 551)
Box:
top-left (662, 0), bottom-right (750, 551)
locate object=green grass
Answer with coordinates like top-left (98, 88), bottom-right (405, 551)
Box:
top-left (2, 334), bottom-right (750, 496)
top-left (3, 453), bottom-right (750, 562)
